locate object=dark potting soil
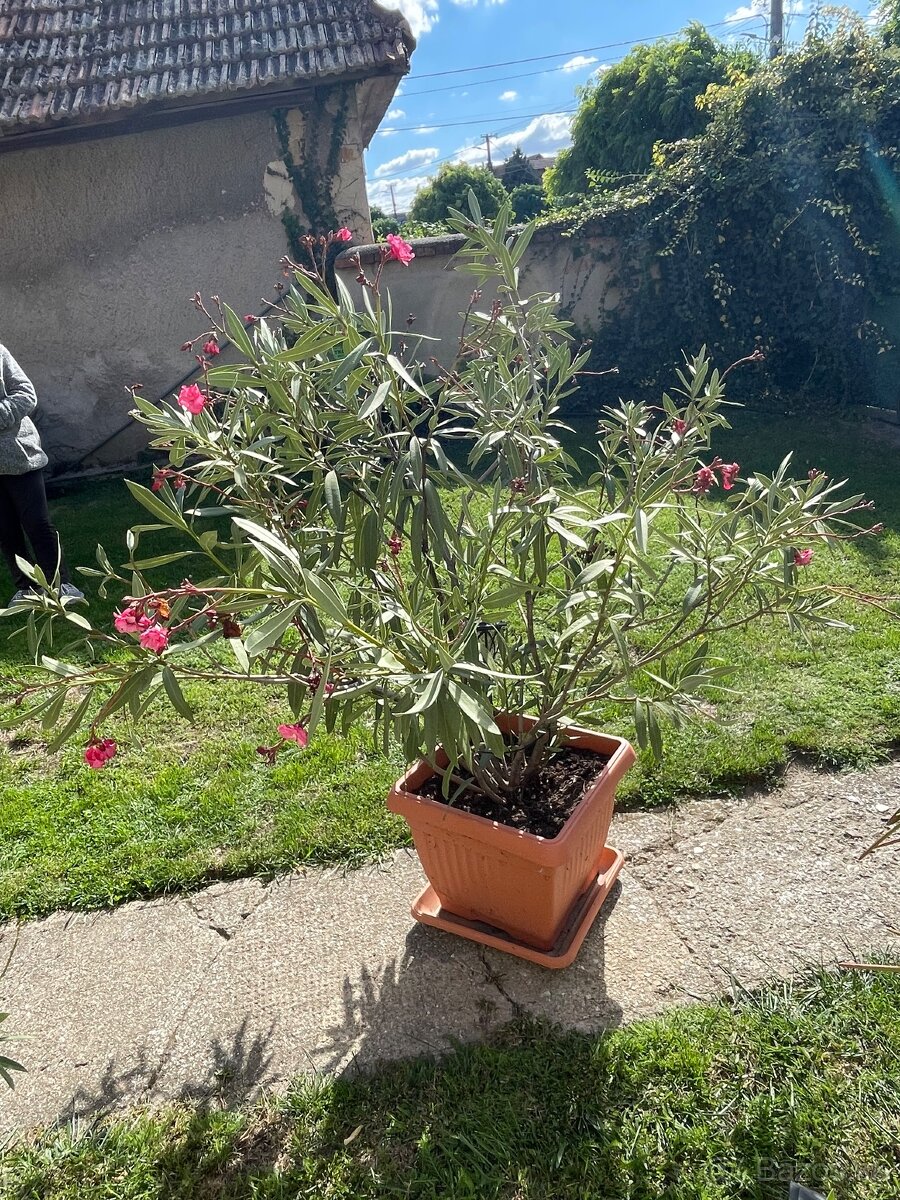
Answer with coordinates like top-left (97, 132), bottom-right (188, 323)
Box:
top-left (414, 747), bottom-right (609, 839)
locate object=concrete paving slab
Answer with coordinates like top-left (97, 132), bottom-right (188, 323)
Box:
top-left (0, 761), bottom-right (897, 1137)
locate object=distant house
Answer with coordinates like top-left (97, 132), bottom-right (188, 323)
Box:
top-left (524, 154), bottom-right (556, 179)
top-left (492, 152), bottom-right (557, 184)
top-left (0, 0), bottom-right (413, 468)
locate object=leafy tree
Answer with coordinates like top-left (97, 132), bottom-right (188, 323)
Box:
top-left (409, 163), bottom-right (508, 225)
top-left (879, 0), bottom-right (900, 44)
top-left (509, 183), bottom-right (547, 222)
top-left (562, 14), bottom-right (900, 412)
top-left (501, 147), bottom-right (539, 188)
top-left (370, 205), bottom-right (400, 239)
top-left (545, 24), bottom-right (756, 200)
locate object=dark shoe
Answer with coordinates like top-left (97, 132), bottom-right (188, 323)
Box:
top-left (7, 589), bottom-right (37, 606)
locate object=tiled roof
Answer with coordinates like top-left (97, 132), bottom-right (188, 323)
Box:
top-left (0, 0), bottom-right (413, 136)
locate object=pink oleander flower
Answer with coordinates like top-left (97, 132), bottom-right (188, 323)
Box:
top-left (114, 605), bottom-right (149, 634)
top-left (203, 338), bottom-right (220, 357)
top-left (151, 468), bottom-right (168, 492)
top-left (278, 722), bottom-right (309, 748)
top-left (85, 738), bottom-right (118, 769)
top-left (388, 532), bottom-right (403, 557)
top-left (692, 466), bottom-right (716, 496)
top-left (139, 623), bottom-right (170, 653)
top-left (718, 462), bottom-right (740, 491)
top-left (673, 419), bottom-right (687, 436)
top-left (335, 227), bottom-right (352, 242)
top-left (386, 234), bottom-right (415, 266)
top-left (177, 384), bottom-right (208, 414)
top-left (793, 549), bottom-right (814, 567)
top-left (244, 314), bottom-right (258, 325)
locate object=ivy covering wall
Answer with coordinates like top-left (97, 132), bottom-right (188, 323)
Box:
top-left (553, 16), bottom-right (900, 412)
top-left (273, 86), bottom-right (351, 259)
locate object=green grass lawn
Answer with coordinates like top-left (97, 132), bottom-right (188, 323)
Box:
top-left (4, 965), bottom-right (899, 1198)
top-left (0, 410), bottom-right (898, 920)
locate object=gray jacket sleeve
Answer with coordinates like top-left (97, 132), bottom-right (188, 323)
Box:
top-left (0, 348), bottom-right (38, 432)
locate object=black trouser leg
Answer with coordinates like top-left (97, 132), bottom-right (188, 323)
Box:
top-left (0, 469), bottom-right (68, 591)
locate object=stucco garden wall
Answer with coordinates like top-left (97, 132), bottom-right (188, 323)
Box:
top-left (0, 110), bottom-right (288, 467)
top-left (335, 227), bottom-right (622, 366)
top-left (0, 93), bottom-right (373, 470)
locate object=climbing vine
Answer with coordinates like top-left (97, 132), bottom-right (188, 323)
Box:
top-left (549, 15), bottom-right (900, 413)
top-left (273, 84), bottom-right (351, 258)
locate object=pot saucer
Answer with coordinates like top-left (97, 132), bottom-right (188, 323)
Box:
top-left (410, 845), bottom-right (624, 970)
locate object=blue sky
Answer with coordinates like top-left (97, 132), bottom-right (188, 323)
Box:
top-left (367, 0), bottom-right (878, 212)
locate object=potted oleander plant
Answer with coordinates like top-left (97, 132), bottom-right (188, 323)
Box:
top-left (5, 204), bottom-right (878, 963)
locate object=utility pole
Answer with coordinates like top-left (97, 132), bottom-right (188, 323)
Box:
top-left (389, 183), bottom-right (398, 218)
top-left (483, 133), bottom-right (494, 173)
top-left (769, 0), bottom-right (783, 59)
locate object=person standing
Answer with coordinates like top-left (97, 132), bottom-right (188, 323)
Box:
top-left (0, 343), bottom-right (84, 606)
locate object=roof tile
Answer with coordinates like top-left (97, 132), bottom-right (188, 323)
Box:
top-left (0, 0), bottom-right (412, 134)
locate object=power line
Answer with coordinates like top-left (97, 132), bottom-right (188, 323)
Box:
top-left (396, 16), bottom-right (766, 100)
top-left (370, 110), bottom-right (577, 181)
top-left (370, 15), bottom-right (769, 192)
top-left (377, 105), bottom-right (577, 137)
top-left (401, 15), bottom-right (768, 82)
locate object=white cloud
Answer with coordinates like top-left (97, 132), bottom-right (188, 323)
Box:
top-left (377, 129), bottom-right (399, 137)
top-left (386, 107), bottom-right (406, 120)
top-left (560, 54), bottom-right (598, 73)
top-left (374, 147), bottom-right (440, 178)
top-left (450, 0), bottom-right (507, 6)
top-left (414, 125), bottom-right (438, 134)
top-left (725, 0), bottom-right (803, 20)
top-left (368, 173), bottom-right (434, 213)
top-left (454, 112), bottom-right (573, 167)
top-left (368, 112), bottom-right (573, 216)
top-left (395, 0), bottom-right (439, 37)
top-left (499, 90), bottom-right (518, 102)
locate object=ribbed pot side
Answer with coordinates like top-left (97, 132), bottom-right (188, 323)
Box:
top-left (387, 716), bottom-right (636, 951)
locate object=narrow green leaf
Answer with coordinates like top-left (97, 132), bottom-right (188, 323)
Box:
top-left (162, 667), bottom-right (194, 721)
top-left (301, 570), bottom-right (347, 623)
top-left (358, 380), bottom-right (391, 422)
top-left (244, 604), bottom-right (301, 657)
top-left (397, 671), bottom-right (443, 716)
top-left (228, 637), bottom-right (250, 673)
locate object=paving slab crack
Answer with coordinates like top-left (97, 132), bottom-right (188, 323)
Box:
top-left (141, 879), bottom-right (278, 1099)
top-left (478, 949), bottom-right (530, 1018)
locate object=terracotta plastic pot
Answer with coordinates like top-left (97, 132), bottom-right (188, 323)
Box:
top-left (387, 713), bottom-right (636, 952)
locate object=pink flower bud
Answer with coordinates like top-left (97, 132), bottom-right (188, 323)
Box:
top-left (793, 549), bottom-right (814, 567)
top-left (335, 227), bottom-right (353, 242)
top-left (718, 462), bottom-right (740, 491)
top-left (203, 339), bottom-right (220, 357)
